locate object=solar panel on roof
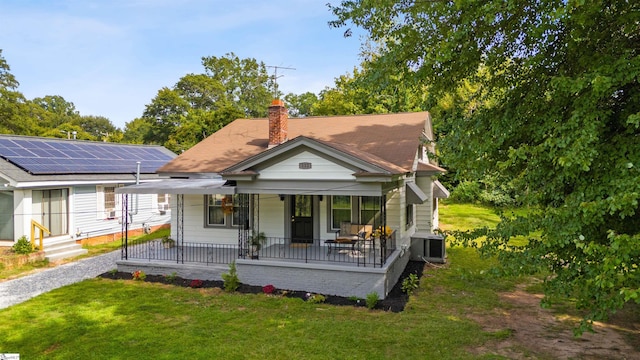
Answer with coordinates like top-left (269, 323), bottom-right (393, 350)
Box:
top-left (0, 137), bottom-right (174, 175)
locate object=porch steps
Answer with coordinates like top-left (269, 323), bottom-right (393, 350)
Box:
top-left (44, 239), bottom-right (88, 262)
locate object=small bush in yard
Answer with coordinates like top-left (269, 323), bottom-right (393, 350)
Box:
top-left (366, 292), bottom-right (380, 309)
top-left (189, 279), bottom-right (203, 288)
top-left (401, 273), bottom-right (419, 294)
top-left (165, 272), bottom-right (177, 282)
top-left (132, 270), bottom-right (146, 281)
top-left (221, 261), bottom-right (240, 292)
top-left (12, 236), bottom-right (34, 255)
top-left (305, 293), bottom-right (326, 304)
top-left (262, 284), bottom-right (275, 294)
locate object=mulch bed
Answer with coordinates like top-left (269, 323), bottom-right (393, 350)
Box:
top-left (99, 260), bottom-right (425, 312)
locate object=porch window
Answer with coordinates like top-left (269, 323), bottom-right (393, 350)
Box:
top-left (206, 194), bottom-right (239, 227)
top-left (331, 195), bottom-right (351, 229)
top-left (360, 196), bottom-right (381, 226)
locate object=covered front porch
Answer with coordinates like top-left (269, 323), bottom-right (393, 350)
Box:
top-left (116, 235), bottom-right (407, 299)
top-left (115, 177), bottom-right (408, 298)
top-left (120, 233), bottom-right (397, 268)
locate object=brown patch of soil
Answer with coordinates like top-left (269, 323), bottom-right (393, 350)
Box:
top-left (468, 284), bottom-right (640, 359)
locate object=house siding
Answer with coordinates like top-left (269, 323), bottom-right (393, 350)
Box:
top-left (75, 186), bottom-right (170, 243)
top-left (177, 194), bottom-right (237, 244)
top-left (258, 151), bottom-right (355, 181)
top-left (257, 194), bottom-right (285, 239)
top-left (415, 177), bottom-right (434, 232)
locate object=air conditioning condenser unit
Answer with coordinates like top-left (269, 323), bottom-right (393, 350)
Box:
top-left (410, 232), bottom-right (446, 263)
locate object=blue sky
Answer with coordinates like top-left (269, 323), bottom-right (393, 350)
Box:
top-left (0, 0), bottom-right (363, 129)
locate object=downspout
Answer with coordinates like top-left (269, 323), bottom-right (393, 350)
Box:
top-left (128, 162), bottom-right (140, 223)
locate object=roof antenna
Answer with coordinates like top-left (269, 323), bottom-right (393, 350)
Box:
top-left (266, 65), bottom-right (295, 99)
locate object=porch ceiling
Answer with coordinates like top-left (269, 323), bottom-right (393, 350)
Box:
top-left (115, 178), bottom-right (236, 195)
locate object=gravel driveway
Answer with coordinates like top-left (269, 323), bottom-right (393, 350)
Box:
top-left (0, 250), bottom-right (120, 309)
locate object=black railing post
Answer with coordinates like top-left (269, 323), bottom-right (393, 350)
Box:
top-left (121, 194), bottom-right (128, 260)
top-left (177, 194), bottom-right (184, 264)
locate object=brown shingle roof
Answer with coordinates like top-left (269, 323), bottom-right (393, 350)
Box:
top-left (158, 112), bottom-right (431, 175)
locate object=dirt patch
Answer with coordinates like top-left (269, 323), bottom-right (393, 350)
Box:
top-left (99, 260), bottom-right (424, 312)
top-left (468, 284), bottom-right (640, 359)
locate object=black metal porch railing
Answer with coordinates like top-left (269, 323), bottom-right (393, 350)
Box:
top-left (247, 234), bottom-right (397, 268)
top-left (122, 233), bottom-right (396, 268)
top-left (123, 240), bottom-right (238, 265)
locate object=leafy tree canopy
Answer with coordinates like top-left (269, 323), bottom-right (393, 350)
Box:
top-left (330, 0), bottom-right (640, 332)
top-left (134, 53), bottom-right (272, 153)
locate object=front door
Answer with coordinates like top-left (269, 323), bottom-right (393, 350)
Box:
top-left (291, 195), bottom-right (313, 243)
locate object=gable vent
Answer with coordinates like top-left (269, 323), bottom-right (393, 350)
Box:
top-left (299, 162), bottom-right (312, 170)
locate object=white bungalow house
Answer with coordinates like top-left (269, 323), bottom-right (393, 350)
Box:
top-left (0, 135), bottom-right (176, 261)
top-left (117, 100), bottom-right (448, 299)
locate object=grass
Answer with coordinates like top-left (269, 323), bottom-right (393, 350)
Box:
top-left (0, 204), bottom-right (533, 359)
top-left (0, 228), bottom-right (169, 281)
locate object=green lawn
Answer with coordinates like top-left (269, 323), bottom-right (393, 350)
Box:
top-left (0, 203), bottom-right (519, 359)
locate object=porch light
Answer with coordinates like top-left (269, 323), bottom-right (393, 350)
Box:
top-left (279, 194), bottom-right (285, 201)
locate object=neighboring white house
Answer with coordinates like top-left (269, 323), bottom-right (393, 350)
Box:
top-left (0, 135), bottom-right (176, 261)
top-left (117, 100), bottom-right (448, 298)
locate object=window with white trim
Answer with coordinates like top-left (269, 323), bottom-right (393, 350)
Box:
top-left (359, 196), bottom-right (381, 227)
top-left (406, 203), bottom-right (414, 230)
top-left (157, 193), bottom-right (170, 213)
top-left (330, 195), bottom-right (351, 229)
top-left (97, 185), bottom-right (122, 219)
top-left (206, 194), bottom-right (238, 227)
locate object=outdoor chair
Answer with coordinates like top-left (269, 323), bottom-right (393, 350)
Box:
top-left (324, 222), bottom-right (373, 254)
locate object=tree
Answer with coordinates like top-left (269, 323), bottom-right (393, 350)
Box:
top-left (201, 52), bottom-right (272, 118)
top-left (0, 50), bottom-right (36, 135)
top-left (129, 53), bottom-right (273, 152)
top-left (122, 118), bottom-right (152, 144)
top-left (72, 115), bottom-right (118, 140)
top-left (311, 58), bottom-right (428, 116)
top-left (284, 92), bottom-right (318, 117)
top-left (31, 95), bottom-right (80, 128)
top-left (141, 87), bottom-right (190, 145)
top-left (330, 0), bottom-right (640, 332)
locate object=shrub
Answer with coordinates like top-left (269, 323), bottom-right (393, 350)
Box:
top-left (189, 279), bottom-right (203, 288)
top-left (12, 236), bottom-right (34, 255)
top-left (401, 273), bottom-right (420, 294)
top-left (132, 270), bottom-right (146, 281)
top-left (262, 284), bottom-right (275, 294)
top-left (165, 272), bottom-right (177, 282)
top-left (449, 181), bottom-right (481, 203)
top-left (365, 292), bottom-right (379, 309)
top-left (305, 293), bottom-right (326, 304)
top-left (221, 261), bottom-right (240, 292)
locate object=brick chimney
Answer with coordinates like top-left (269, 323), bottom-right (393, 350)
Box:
top-left (268, 99), bottom-right (288, 148)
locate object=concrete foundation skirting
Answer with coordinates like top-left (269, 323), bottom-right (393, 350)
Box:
top-left (116, 260), bottom-right (229, 281)
top-left (116, 250), bottom-right (411, 299)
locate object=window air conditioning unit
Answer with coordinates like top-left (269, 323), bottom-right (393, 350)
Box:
top-left (106, 209), bottom-right (117, 219)
top-left (159, 203), bottom-right (169, 214)
top-left (410, 233), bottom-right (446, 263)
